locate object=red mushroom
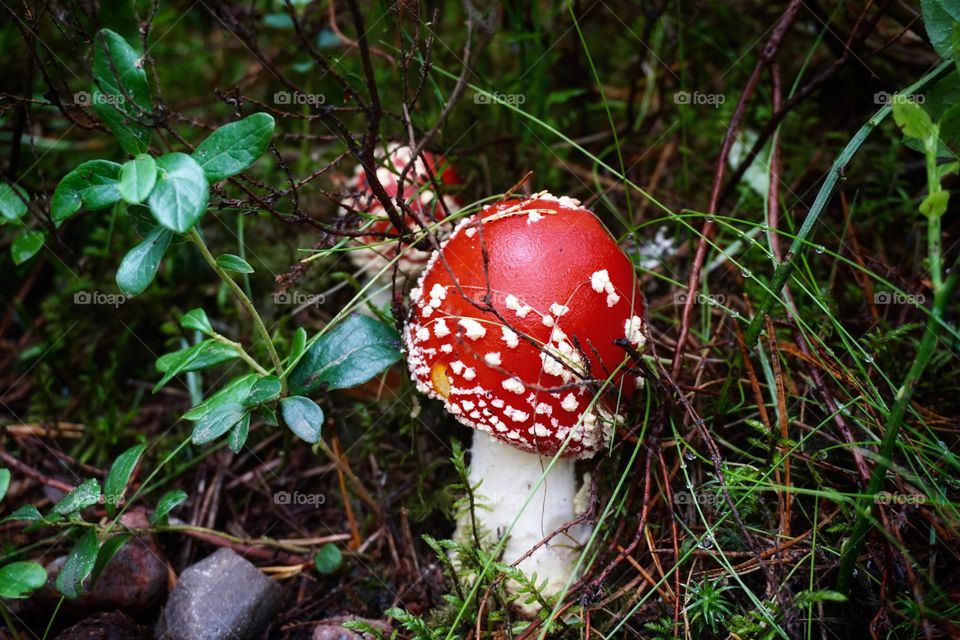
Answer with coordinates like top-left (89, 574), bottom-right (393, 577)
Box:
top-left (341, 143), bottom-right (462, 279)
top-left (404, 191), bottom-right (647, 610)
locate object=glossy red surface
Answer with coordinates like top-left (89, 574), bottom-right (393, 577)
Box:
top-left (404, 194), bottom-right (647, 457)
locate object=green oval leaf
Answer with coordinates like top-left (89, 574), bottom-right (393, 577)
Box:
top-left (0, 561), bottom-right (47, 599)
top-left (118, 154), bottom-right (158, 204)
top-left (147, 153), bottom-right (209, 233)
top-left (313, 543), bottom-right (342, 574)
top-left (3, 505), bottom-right (42, 523)
top-left (192, 113), bottom-right (276, 181)
top-left (91, 29), bottom-right (153, 155)
top-left (280, 396), bottom-right (324, 443)
top-left (288, 327), bottom-right (307, 363)
top-left (116, 224), bottom-right (173, 296)
top-left (103, 444), bottom-right (146, 517)
top-left (289, 314), bottom-right (401, 395)
top-left (56, 529), bottom-right (99, 598)
top-left (921, 0), bottom-right (960, 58)
top-left (181, 308), bottom-right (214, 335)
top-left (52, 160), bottom-right (122, 224)
top-left (182, 374), bottom-right (258, 420)
top-left (90, 534), bottom-right (129, 586)
top-left (0, 469), bottom-right (10, 502)
top-left (244, 375), bottom-right (282, 405)
top-left (257, 405), bottom-right (279, 427)
top-left (151, 489), bottom-right (188, 525)
top-left (155, 340), bottom-right (238, 373)
top-left (191, 402), bottom-right (246, 445)
top-left (920, 190), bottom-right (950, 219)
top-left (11, 230), bottom-right (44, 265)
top-left (939, 103), bottom-right (960, 156)
top-left (154, 340), bottom-right (238, 392)
top-left (216, 253), bottom-right (254, 274)
top-left (0, 183), bottom-right (28, 223)
top-left (892, 99), bottom-right (934, 140)
top-left (52, 478), bottom-right (101, 516)
top-left (227, 412), bottom-right (251, 453)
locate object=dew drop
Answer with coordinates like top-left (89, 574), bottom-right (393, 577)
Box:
top-left (814, 245), bottom-right (826, 255)
top-left (684, 449), bottom-right (696, 461)
top-left (741, 268), bottom-right (752, 279)
top-left (864, 354), bottom-right (874, 364)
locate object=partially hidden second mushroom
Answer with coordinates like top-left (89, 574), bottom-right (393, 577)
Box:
top-left (404, 191), bottom-right (647, 611)
top-left (341, 143), bottom-right (462, 279)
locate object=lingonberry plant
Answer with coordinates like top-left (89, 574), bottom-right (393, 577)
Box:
top-left (0, 28), bottom-right (401, 602)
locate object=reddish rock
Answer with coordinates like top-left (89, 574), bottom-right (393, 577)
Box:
top-left (36, 509), bottom-right (168, 616)
top-left (57, 611), bottom-right (152, 640)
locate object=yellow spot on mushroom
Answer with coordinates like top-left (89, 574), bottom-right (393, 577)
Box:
top-left (430, 363), bottom-right (451, 399)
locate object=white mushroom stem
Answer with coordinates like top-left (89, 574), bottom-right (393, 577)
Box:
top-left (457, 430), bottom-right (592, 612)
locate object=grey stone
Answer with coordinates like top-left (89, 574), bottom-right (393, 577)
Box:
top-left (160, 548), bottom-right (282, 640)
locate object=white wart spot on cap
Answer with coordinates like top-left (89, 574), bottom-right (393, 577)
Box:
top-left (501, 377), bottom-right (525, 394)
top-left (504, 407), bottom-right (530, 423)
top-left (590, 269), bottom-right (621, 307)
top-left (484, 352), bottom-right (502, 366)
top-left (428, 284), bottom-right (446, 308)
top-left (433, 318), bottom-right (450, 337)
top-left (590, 269), bottom-right (611, 293)
top-left (457, 318), bottom-right (487, 340)
top-left (504, 294), bottom-right (532, 318)
top-left (624, 314), bottom-right (646, 348)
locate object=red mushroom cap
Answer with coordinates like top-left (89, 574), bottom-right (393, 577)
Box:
top-left (342, 143), bottom-right (462, 275)
top-left (404, 192), bottom-right (647, 457)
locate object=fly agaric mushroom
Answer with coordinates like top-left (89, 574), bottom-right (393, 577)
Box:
top-left (341, 143), bottom-right (461, 278)
top-left (404, 191), bottom-right (647, 610)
